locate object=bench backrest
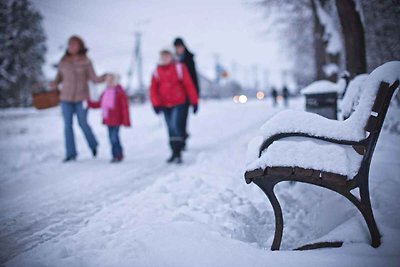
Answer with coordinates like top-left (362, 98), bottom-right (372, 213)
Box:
top-left (347, 62), bottom-right (400, 141)
top-left (356, 80), bottom-right (399, 181)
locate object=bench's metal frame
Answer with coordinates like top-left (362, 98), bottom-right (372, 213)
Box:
top-left (245, 80), bottom-right (399, 250)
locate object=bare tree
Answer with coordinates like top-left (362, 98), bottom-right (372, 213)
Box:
top-left (310, 0), bottom-right (327, 80)
top-left (255, 0), bottom-right (343, 86)
top-left (255, 0), bottom-right (315, 87)
top-left (335, 0), bottom-right (366, 76)
top-left (360, 0), bottom-right (400, 72)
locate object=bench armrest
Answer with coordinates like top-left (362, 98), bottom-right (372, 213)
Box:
top-left (259, 132), bottom-right (367, 157)
top-left (258, 110), bottom-right (367, 157)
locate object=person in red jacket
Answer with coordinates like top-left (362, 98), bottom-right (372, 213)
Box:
top-left (150, 50), bottom-right (198, 164)
top-left (88, 73), bottom-right (131, 163)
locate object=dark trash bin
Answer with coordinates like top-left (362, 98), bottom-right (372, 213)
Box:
top-left (304, 92), bottom-right (338, 120)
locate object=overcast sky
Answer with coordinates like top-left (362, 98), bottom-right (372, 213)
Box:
top-left (32, 0), bottom-right (290, 88)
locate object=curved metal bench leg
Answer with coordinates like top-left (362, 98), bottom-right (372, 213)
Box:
top-left (263, 184), bottom-right (284, 250)
top-left (358, 182), bottom-right (381, 247)
top-left (342, 185), bottom-right (381, 248)
top-left (253, 178), bottom-right (284, 250)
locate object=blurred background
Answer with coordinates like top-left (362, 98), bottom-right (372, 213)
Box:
top-left (1, 0), bottom-right (398, 108)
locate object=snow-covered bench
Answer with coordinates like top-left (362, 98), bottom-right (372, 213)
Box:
top-left (340, 73), bottom-right (369, 119)
top-left (244, 61), bottom-right (400, 251)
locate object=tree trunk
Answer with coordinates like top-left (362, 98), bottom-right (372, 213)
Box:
top-left (310, 0), bottom-right (327, 80)
top-left (335, 0), bottom-right (366, 76)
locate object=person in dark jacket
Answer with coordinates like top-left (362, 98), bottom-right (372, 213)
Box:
top-left (173, 37), bottom-right (200, 149)
top-left (271, 87), bottom-right (278, 107)
top-left (282, 85), bottom-right (289, 107)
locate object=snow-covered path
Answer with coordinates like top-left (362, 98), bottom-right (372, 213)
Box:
top-left (1, 99), bottom-right (399, 267)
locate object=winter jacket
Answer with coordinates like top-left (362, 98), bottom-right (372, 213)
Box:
top-left (88, 85), bottom-right (131, 127)
top-left (178, 50), bottom-right (200, 94)
top-left (149, 63), bottom-right (198, 108)
top-left (52, 55), bottom-right (106, 102)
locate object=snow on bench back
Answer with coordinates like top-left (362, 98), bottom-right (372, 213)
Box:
top-left (340, 74), bottom-right (368, 118)
top-left (346, 61), bottom-right (400, 135)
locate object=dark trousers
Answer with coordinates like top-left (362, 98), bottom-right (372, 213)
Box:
top-left (179, 102), bottom-right (190, 138)
top-left (163, 104), bottom-right (185, 140)
top-left (108, 126), bottom-right (123, 158)
top-left (61, 101), bottom-right (98, 158)
top-left (163, 104), bottom-right (185, 155)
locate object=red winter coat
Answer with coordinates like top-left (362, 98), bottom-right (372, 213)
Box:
top-left (88, 85), bottom-right (131, 127)
top-left (149, 63), bottom-right (198, 108)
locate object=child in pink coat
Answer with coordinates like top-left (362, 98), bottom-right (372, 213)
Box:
top-left (88, 74), bottom-right (130, 162)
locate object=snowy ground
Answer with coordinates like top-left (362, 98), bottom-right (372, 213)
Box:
top-left (0, 98), bottom-right (399, 267)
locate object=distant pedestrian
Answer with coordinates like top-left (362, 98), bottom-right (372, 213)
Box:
top-left (271, 87), bottom-right (278, 107)
top-left (150, 50), bottom-right (199, 164)
top-left (50, 36), bottom-right (107, 162)
top-left (282, 85), bottom-right (289, 107)
top-left (173, 37), bottom-right (200, 149)
top-left (88, 74), bottom-right (131, 163)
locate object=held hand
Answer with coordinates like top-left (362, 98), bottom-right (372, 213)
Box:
top-left (192, 104), bottom-right (198, 114)
top-left (153, 107), bottom-right (163, 114)
top-left (101, 73), bottom-right (109, 82)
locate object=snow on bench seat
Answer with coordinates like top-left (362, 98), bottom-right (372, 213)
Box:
top-left (247, 137), bottom-right (363, 179)
top-left (246, 61), bottom-right (400, 179)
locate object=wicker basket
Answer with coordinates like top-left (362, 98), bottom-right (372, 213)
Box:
top-left (32, 90), bottom-right (60, 110)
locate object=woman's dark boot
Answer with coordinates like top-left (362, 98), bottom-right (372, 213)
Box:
top-left (167, 140), bottom-right (183, 164)
top-left (181, 133), bottom-right (189, 151)
top-left (62, 156), bottom-right (76, 163)
top-left (166, 154), bottom-right (177, 163)
top-left (91, 147), bottom-right (97, 158)
top-left (167, 141), bottom-right (177, 163)
top-left (175, 141), bottom-right (183, 164)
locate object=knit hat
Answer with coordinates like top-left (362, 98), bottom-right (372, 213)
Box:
top-left (173, 37), bottom-right (185, 46)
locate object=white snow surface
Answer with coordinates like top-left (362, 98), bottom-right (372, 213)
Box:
top-left (247, 137), bottom-right (362, 179)
top-left (247, 61), bottom-right (400, 177)
top-left (301, 80), bottom-right (339, 95)
top-left (1, 98), bottom-right (400, 267)
top-left (323, 63), bottom-right (339, 77)
top-left (336, 76), bottom-right (348, 95)
top-left (340, 74), bottom-right (369, 118)
top-left (315, 0), bottom-right (342, 54)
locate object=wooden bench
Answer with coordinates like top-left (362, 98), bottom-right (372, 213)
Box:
top-left (245, 72), bottom-right (399, 250)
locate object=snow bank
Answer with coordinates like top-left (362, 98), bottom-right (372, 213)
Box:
top-left (247, 61), bottom-right (400, 176)
top-left (340, 74), bottom-right (368, 118)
